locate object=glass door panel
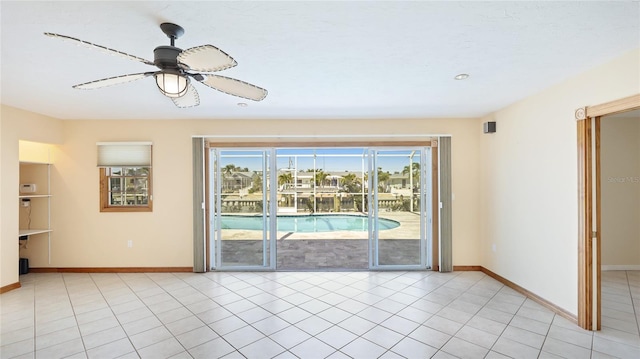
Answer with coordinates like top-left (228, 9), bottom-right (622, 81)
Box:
top-left (275, 148), bottom-right (370, 269)
top-left (371, 148), bottom-right (430, 268)
top-left (212, 149), bottom-right (272, 269)
top-left (208, 146), bottom-right (432, 271)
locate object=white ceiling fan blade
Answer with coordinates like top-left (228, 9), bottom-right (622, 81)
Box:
top-left (171, 84), bottom-right (200, 108)
top-left (178, 45), bottom-right (237, 72)
top-left (200, 75), bottom-right (267, 101)
top-left (44, 33), bottom-right (155, 66)
top-left (73, 73), bottom-right (153, 90)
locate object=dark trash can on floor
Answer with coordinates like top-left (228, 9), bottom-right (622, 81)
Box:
top-left (19, 258), bottom-right (29, 275)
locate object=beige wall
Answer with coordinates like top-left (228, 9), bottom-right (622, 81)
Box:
top-left (0, 105), bottom-right (63, 288)
top-left (3, 116), bottom-right (481, 277)
top-left (601, 117), bottom-right (640, 267)
top-left (479, 48), bottom-right (640, 315)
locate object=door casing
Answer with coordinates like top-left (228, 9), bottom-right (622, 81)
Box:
top-left (576, 94), bottom-right (640, 330)
top-left (205, 142), bottom-right (439, 271)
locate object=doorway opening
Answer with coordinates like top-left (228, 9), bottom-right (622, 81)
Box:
top-left (577, 94), bottom-right (640, 330)
top-left (206, 145), bottom-right (436, 271)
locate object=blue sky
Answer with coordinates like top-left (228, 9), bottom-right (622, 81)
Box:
top-left (217, 148), bottom-right (422, 173)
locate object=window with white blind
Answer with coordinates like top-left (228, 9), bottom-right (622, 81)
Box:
top-left (97, 142), bottom-right (153, 212)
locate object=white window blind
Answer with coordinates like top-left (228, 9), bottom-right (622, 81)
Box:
top-left (97, 142), bottom-right (152, 167)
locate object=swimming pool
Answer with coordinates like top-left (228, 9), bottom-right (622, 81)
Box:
top-left (220, 214), bottom-right (400, 233)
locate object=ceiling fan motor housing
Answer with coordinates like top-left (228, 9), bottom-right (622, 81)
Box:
top-left (154, 46), bottom-right (183, 71)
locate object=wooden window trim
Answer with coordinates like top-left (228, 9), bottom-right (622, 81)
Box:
top-left (100, 168), bottom-right (153, 212)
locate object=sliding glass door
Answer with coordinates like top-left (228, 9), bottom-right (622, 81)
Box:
top-left (209, 146), bottom-right (432, 271)
top-left (275, 148), bottom-right (370, 270)
top-left (369, 148), bottom-right (431, 269)
top-left (209, 149), bottom-right (275, 270)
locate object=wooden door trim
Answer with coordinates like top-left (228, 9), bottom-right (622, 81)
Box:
top-left (577, 118), bottom-right (593, 330)
top-left (586, 94), bottom-right (640, 118)
top-left (577, 94), bottom-right (640, 330)
top-left (595, 117), bottom-right (602, 330)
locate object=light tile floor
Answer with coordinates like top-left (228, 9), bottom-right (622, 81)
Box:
top-left (1, 270), bottom-right (639, 358)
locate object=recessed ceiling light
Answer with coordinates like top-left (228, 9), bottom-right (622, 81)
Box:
top-left (454, 73), bottom-right (470, 80)
top-left (237, 102), bottom-right (248, 107)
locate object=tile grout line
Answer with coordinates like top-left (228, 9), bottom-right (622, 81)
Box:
top-left (59, 273), bottom-right (89, 357)
top-left (320, 271), bottom-right (411, 359)
top-left (483, 280), bottom-right (541, 358)
top-left (220, 272), bottom-right (294, 357)
top-left (278, 271), bottom-right (363, 358)
top-left (172, 271), bottom-right (276, 357)
top-left (96, 272), bottom-right (151, 357)
top-left (93, 272), bottom-right (191, 357)
top-left (141, 272), bottom-right (221, 357)
top-left (374, 271), bottom-right (446, 359)
top-left (626, 271), bottom-right (640, 338)
top-left (31, 277), bottom-right (36, 357)
top-left (273, 271), bottom-right (405, 358)
top-left (434, 272), bottom-right (509, 358)
top-left (375, 271), bottom-right (484, 358)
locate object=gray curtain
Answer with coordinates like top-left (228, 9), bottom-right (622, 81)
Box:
top-left (192, 138), bottom-right (205, 272)
top-left (439, 137), bottom-right (453, 272)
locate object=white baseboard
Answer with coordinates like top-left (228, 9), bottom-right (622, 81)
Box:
top-left (601, 265), bottom-right (640, 271)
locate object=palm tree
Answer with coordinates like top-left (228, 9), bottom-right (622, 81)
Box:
top-left (402, 162), bottom-right (420, 190)
top-left (377, 168), bottom-right (390, 192)
top-left (223, 164), bottom-right (237, 176)
top-left (340, 173), bottom-right (361, 193)
top-left (314, 170), bottom-right (328, 188)
top-left (278, 172), bottom-right (293, 188)
top-left (248, 174), bottom-right (262, 194)
top-left (402, 162), bottom-right (421, 211)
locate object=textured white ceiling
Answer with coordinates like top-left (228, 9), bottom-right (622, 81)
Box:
top-left (1, 1), bottom-right (638, 120)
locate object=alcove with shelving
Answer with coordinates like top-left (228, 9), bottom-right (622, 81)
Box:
top-left (18, 141), bottom-right (54, 265)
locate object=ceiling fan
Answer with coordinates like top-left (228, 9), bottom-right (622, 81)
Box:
top-left (44, 23), bottom-right (267, 108)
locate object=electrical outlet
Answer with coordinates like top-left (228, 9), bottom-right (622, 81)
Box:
top-left (127, 240), bottom-right (133, 248)
top-left (492, 243), bottom-right (497, 252)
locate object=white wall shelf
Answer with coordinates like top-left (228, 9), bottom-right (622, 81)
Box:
top-left (19, 162), bottom-right (52, 264)
top-left (19, 194), bottom-right (52, 199)
top-left (19, 229), bottom-right (53, 236)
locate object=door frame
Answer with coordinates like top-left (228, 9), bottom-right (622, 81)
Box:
top-left (367, 146), bottom-right (432, 270)
top-left (576, 94), bottom-right (640, 330)
top-left (208, 148), bottom-right (276, 271)
top-left (204, 140), bottom-right (439, 271)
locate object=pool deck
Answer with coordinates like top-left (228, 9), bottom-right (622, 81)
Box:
top-left (218, 211), bottom-right (421, 240)
top-left (216, 211), bottom-right (423, 269)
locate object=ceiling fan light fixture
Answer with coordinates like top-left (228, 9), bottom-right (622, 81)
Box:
top-left (48, 23), bottom-right (268, 107)
top-left (155, 72), bottom-right (189, 98)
